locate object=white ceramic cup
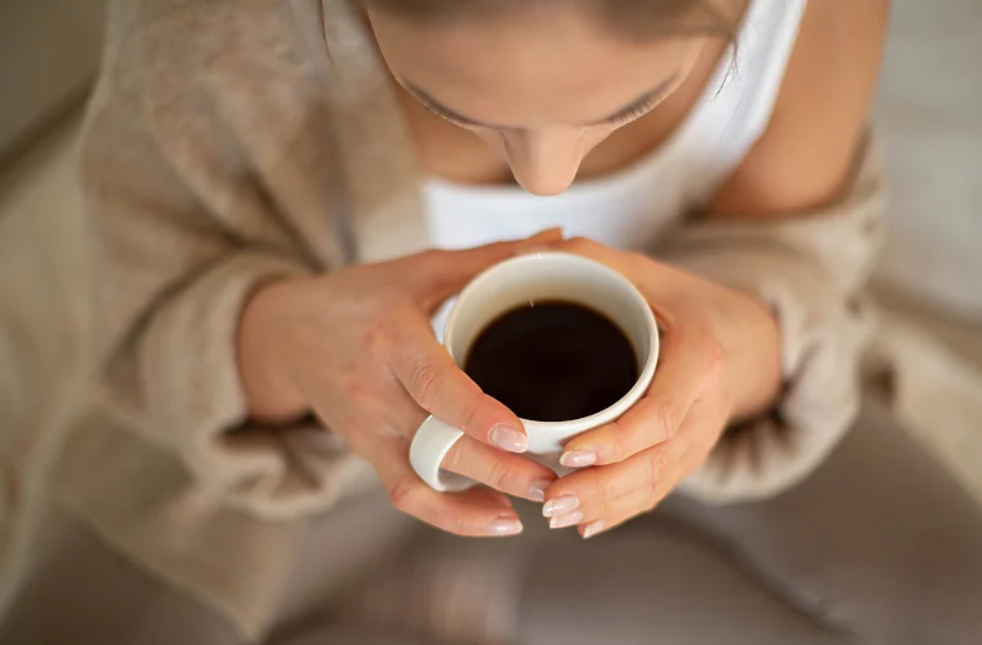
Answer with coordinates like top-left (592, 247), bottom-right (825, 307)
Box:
top-left (410, 251), bottom-right (659, 493)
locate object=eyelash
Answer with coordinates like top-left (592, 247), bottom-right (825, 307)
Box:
top-left (422, 94), bottom-right (663, 129)
top-left (608, 97), bottom-right (660, 126)
top-left (427, 104), bottom-right (478, 129)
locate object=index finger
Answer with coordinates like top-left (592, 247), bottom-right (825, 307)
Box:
top-left (386, 312), bottom-right (530, 454)
top-left (368, 434), bottom-right (524, 537)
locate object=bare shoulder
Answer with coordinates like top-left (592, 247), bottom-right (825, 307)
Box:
top-left (708, 0), bottom-right (891, 219)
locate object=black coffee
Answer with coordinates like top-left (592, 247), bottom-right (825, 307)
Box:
top-left (464, 301), bottom-right (638, 422)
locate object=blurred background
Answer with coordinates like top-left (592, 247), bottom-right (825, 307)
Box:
top-left (1, 0), bottom-right (980, 621)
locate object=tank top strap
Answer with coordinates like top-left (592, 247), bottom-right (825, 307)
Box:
top-left (674, 0), bottom-right (808, 210)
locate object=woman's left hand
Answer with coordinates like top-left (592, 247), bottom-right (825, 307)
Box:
top-left (541, 238), bottom-right (783, 538)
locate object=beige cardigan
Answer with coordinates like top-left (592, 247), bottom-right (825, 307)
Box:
top-left (58, 0), bottom-right (880, 637)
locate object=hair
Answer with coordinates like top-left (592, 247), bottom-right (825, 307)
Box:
top-left (365, 0), bottom-right (739, 42)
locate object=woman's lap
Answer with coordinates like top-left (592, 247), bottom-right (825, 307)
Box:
top-left (517, 397), bottom-right (982, 644)
top-left (672, 397), bottom-right (982, 642)
top-left (353, 398), bottom-right (982, 645)
top-left (517, 528), bottom-right (850, 645)
top-left (3, 399), bottom-right (980, 644)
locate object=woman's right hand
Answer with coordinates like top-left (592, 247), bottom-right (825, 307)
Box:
top-left (237, 232), bottom-right (563, 536)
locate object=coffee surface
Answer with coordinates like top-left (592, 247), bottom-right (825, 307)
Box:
top-left (464, 301), bottom-right (638, 422)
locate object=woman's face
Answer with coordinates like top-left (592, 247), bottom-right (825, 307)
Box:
top-left (368, 6), bottom-right (706, 195)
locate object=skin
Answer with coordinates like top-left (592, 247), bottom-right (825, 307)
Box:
top-left (372, 4), bottom-right (707, 195)
top-left (239, 0), bottom-right (889, 538)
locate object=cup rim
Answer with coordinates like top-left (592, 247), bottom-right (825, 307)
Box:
top-left (444, 251), bottom-right (659, 431)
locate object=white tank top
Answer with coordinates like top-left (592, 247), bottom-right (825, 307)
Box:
top-left (424, 0), bottom-right (807, 252)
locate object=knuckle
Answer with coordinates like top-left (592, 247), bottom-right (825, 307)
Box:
top-left (450, 513), bottom-right (473, 537)
top-left (368, 303), bottom-right (415, 356)
top-left (387, 478), bottom-right (421, 515)
top-left (564, 237), bottom-right (595, 254)
top-left (441, 439), bottom-right (467, 472)
top-left (484, 457), bottom-right (511, 492)
top-left (417, 248), bottom-right (448, 268)
top-left (457, 396), bottom-right (484, 435)
top-left (409, 359), bottom-right (443, 408)
top-left (591, 476), bottom-right (613, 516)
top-left (654, 398), bottom-right (681, 442)
top-left (428, 256), bottom-right (462, 292)
top-left (343, 367), bottom-right (378, 404)
top-left (701, 336), bottom-right (726, 380)
top-left (645, 448), bottom-right (668, 489)
top-left (606, 421), bottom-right (631, 459)
top-left (409, 250), bottom-right (454, 294)
top-left (364, 316), bottom-right (392, 355)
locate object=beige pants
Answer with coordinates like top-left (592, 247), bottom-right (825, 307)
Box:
top-left (3, 399), bottom-right (982, 645)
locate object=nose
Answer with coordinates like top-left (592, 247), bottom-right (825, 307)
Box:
top-left (502, 128), bottom-right (587, 196)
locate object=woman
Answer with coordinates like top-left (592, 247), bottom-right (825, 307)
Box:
top-left (4, 0), bottom-right (981, 643)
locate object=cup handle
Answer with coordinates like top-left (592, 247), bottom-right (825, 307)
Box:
top-left (410, 416), bottom-right (476, 493)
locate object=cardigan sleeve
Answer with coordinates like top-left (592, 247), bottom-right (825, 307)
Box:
top-left (658, 138), bottom-right (885, 503)
top-left (78, 4), bottom-right (374, 520)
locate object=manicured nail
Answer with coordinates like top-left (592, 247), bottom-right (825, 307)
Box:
top-left (582, 520), bottom-right (605, 539)
top-left (490, 426), bottom-right (528, 453)
top-left (489, 517), bottom-right (523, 536)
top-left (560, 450), bottom-right (597, 468)
top-left (542, 495), bottom-right (580, 518)
top-left (549, 511), bottom-right (584, 529)
top-left (529, 479), bottom-right (552, 503)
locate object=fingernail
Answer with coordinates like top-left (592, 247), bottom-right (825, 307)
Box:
top-left (490, 426), bottom-right (528, 453)
top-left (529, 479), bottom-right (552, 503)
top-left (560, 450), bottom-right (597, 468)
top-left (549, 511), bottom-right (583, 529)
top-left (582, 520), bottom-right (605, 539)
top-left (489, 517), bottom-right (523, 536)
top-left (542, 495), bottom-right (580, 518)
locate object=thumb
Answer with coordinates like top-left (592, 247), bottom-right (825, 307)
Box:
top-left (410, 228), bottom-right (565, 305)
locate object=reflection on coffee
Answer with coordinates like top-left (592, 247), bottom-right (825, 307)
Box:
top-left (464, 301), bottom-right (638, 422)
